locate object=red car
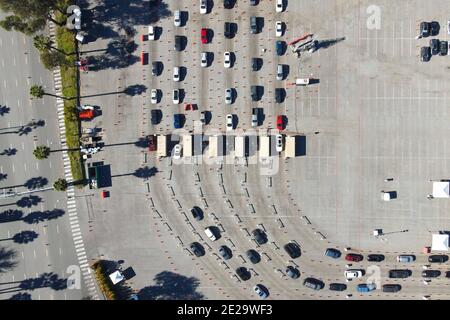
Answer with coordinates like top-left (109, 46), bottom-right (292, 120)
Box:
top-left (79, 109), bottom-right (94, 120)
top-left (276, 115), bottom-right (284, 130)
top-left (148, 135), bottom-right (157, 151)
top-left (201, 28), bottom-right (208, 44)
top-left (345, 253), bottom-right (363, 262)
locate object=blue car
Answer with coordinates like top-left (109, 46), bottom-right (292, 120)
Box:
top-left (357, 283), bottom-right (376, 293)
top-left (173, 114), bottom-right (183, 128)
top-left (324, 248), bottom-right (341, 259)
top-left (276, 40), bottom-right (284, 56)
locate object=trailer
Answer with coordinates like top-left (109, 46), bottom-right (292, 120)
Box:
top-left (234, 136), bottom-right (245, 158)
top-left (182, 135), bottom-right (193, 157)
top-left (209, 135), bottom-right (222, 157)
top-left (284, 136), bottom-right (296, 158)
top-left (259, 136), bottom-right (270, 159)
top-left (157, 135), bottom-right (168, 157)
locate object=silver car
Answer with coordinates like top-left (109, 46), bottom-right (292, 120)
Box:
top-left (201, 52), bottom-right (208, 67)
top-left (174, 10), bottom-right (181, 27)
top-left (225, 88), bottom-right (232, 104)
top-left (396, 255), bottom-right (415, 263)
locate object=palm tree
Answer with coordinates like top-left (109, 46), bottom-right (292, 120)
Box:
top-left (53, 178), bottom-right (68, 191)
top-left (29, 85), bottom-right (45, 99)
top-left (33, 145), bottom-right (50, 159)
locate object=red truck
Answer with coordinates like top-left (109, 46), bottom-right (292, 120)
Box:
top-left (79, 109), bottom-right (94, 120)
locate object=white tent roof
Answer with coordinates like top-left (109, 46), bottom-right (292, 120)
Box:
top-left (109, 270), bottom-right (124, 285)
top-left (431, 234), bottom-right (449, 251)
top-left (432, 182), bottom-right (450, 198)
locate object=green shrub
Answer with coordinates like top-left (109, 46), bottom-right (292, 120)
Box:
top-left (91, 260), bottom-right (118, 300)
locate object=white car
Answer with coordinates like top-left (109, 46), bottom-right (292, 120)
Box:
top-left (173, 144), bottom-right (182, 159)
top-left (225, 88), bottom-right (232, 104)
top-left (172, 89), bottom-right (180, 104)
top-left (148, 25), bottom-right (155, 40)
top-left (226, 114), bottom-right (233, 131)
top-left (275, 134), bottom-right (283, 152)
top-left (251, 108), bottom-right (258, 127)
top-left (173, 66), bottom-right (180, 82)
top-left (151, 89), bottom-right (158, 104)
top-left (201, 52), bottom-right (208, 67)
top-left (275, 21), bottom-right (283, 37)
top-left (224, 51), bottom-right (231, 68)
top-left (174, 10), bottom-right (181, 27)
top-left (78, 104), bottom-right (94, 110)
top-left (200, 0), bottom-right (207, 14)
top-left (344, 269), bottom-right (363, 280)
top-left (276, 0), bottom-right (284, 12)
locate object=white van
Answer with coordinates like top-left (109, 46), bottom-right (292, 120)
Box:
top-left (276, 64), bottom-right (283, 80)
top-left (148, 25), bottom-right (155, 40)
top-left (204, 227), bottom-right (217, 241)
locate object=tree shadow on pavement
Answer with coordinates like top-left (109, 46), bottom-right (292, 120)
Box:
top-left (0, 106), bottom-right (10, 116)
top-left (137, 271), bottom-right (204, 300)
top-left (0, 272), bottom-right (67, 295)
top-left (22, 209), bottom-right (65, 224)
top-left (23, 177), bottom-right (48, 190)
top-left (0, 231), bottom-right (39, 244)
top-left (0, 209), bottom-right (23, 223)
top-left (9, 292), bottom-right (32, 300)
top-left (0, 247), bottom-right (18, 273)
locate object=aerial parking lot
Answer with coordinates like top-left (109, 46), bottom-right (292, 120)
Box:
top-left (71, 0), bottom-right (450, 300)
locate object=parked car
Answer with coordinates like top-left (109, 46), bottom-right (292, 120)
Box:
top-left (253, 284), bottom-right (269, 299)
top-left (396, 255), bottom-right (415, 263)
top-left (445, 271), bottom-right (450, 278)
top-left (276, 64), bottom-right (283, 80)
top-left (219, 245), bottom-right (232, 260)
top-left (250, 16), bottom-right (258, 34)
top-left (224, 22), bottom-right (233, 38)
top-left (174, 35), bottom-right (183, 51)
top-left (223, 0), bottom-right (233, 9)
top-left (275, 134), bottom-right (283, 152)
top-left (251, 108), bottom-right (258, 127)
top-left (250, 0), bottom-right (258, 5)
top-left (357, 283), bottom-right (376, 292)
top-left (190, 206), bottom-right (203, 221)
top-left (173, 144), bottom-right (181, 159)
top-left (201, 28), bottom-right (208, 44)
top-left (329, 283), bottom-right (347, 291)
top-left (325, 248), bottom-right (342, 259)
top-left (173, 66), bottom-right (181, 82)
top-left (430, 21), bottom-right (440, 36)
top-left (201, 52), bottom-right (208, 67)
top-left (276, 0), bottom-right (284, 12)
top-left (286, 266), bottom-right (300, 279)
top-left (420, 46), bottom-right (431, 62)
top-left (252, 228), bottom-right (268, 245)
top-left (389, 269), bottom-right (412, 278)
top-left (430, 39), bottom-right (440, 55)
top-left (428, 255), bottom-right (448, 263)
top-left (422, 270), bottom-right (441, 278)
top-left (275, 21), bottom-right (283, 37)
top-left (174, 10), bottom-right (181, 27)
top-left (190, 242), bottom-right (205, 257)
top-left (204, 226), bottom-right (219, 241)
top-left (246, 249), bottom-right (261, 264)
top-left (236, 267), bottom-right (251, 281)
top-left (151, 61), bottom-right (159, 76)
top-left (275, 88), bottom-right (284, 103)
top-left (173, 114), bottom-right (183, 128)
top-left (276, 40), bottom-right (284, 55)
top-left (276, 115), bottom-right (284, 130)
top-left (367, 254), bottom-right (385, 262)
top-left (151, 109), bottom-right (159, 125)
top-left (440, 40), bottom-right (448, 56)
top-left (303, 277), bottom-right (324, 290)
top-left (148, 135), bottom-right (156, 151)
top-left (345, 253), bottom-right (363, 262)
top-left (344, 269), bottom-right (364, 280)
top-left (284, 242), bottom-right (301, 258)
top-left (200, 0), bottom-right (207, 14)
top-left (151, 89), bottom-right (158, 104)
top-left (382, 284), bottom-right (401, 293)
top-left (224, 51), bottom-right (231, 68)
top-left (251, 85), bottom-right (258, 101)
top-left (226, 114), bottom-right (233, 131)
top-left (148, 25), bottom-right (155, 40)
top-left (200, 111), bottom-right (207, 124)
top-left (172, 89), bottom-right (180, 104)
top-left (225, 88), bottom-right (233, 104)
top-left (251, 57), bottom-right (260, 71)
top-left (420, 21), bottom-right (430, 37)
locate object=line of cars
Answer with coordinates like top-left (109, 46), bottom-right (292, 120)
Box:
top-left (419, 21), bottom-right (448, 62)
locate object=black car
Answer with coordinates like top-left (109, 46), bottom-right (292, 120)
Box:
top-left (420, 21), bottom-right (430, 37)
top-left (284, 242), bottom-right (301, 259)
top-left (286, 266), bottom-right (300, 279)
top-left (174, 35), bottom-right (183, 51)
top-left (250, 0), bottom-right (258, 5)
top-left (275, 88), bottom-right (284, 103)
top-left (224, 22), bottom-right (233, 39)
top-left (303, 277), bottom-right (324, 290)
top-left (389, 269), bottom-right (412, 278)
top-left (430, 21), bottom-right (440, 36)
top-left (275, 40), bottom-right (284, 56)
top-left (151, 61), bottom-right (159, 76)
top-left (428, 255), bottom-right (448, 263)
top-left (367, 254), bottom-right (385, 262)
top-left (445, 271), bottom-right (450, 278)
top-left (151, 109), bottom-right (159, 125)
top-left (224, 0), bottom-right (233, 9)
top-left (422, 270), bottom-right (441, 278)
top-left (440, 41), bottom-right (448, 56)
top-left (251, 58), bottom-right (260, 71)
top-left (246, 249), bottom-right (261, 264)
top-left (190, 242), bottom-right (205, 257)
top-left (329, 283), bottom-right (347, 291)
top-left (190, 206), bottom-right (203, 221)
top-left (430, 39), bottom-right (440, 55)
top-left (236, 267), bottom-right (251, 281)
top-left (382, 284), bottom-right (401, 293)
top-left (421, 46), bottom-right (431, 62)
top-left (252, 228), bottom-right (268, 245)
top-left (250, 85), bottom-right (259, 101)
top-left (218, 245), bottom-right (232, 260)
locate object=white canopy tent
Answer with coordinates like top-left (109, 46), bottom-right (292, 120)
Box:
top-left (432, 182), bottom-right (450, 198)
top-left (109, 270), bottom-right (124, 285)
top-left (431, 234), bottom-right (449, 251)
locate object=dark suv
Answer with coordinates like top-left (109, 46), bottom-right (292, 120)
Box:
top-left (422, 270), bottom-right (441, 278)
top-left (224, 22), bottom-right (233, 39)
top-left (430, 39), bottom-right (440, 55)
top-left (275, 40), bottom-right (284, 56)
top-left (190, 206), bottom-right (203, 221)
top-left (303, 278), bottom-right (324, 290)
top-left (275, 88), bottom-right (284, 103)
top-left (429, 255), bottom-right (448, 263)
top-left (246, 249), bottom-right (261, 264)
top-left (440, 41), bottom-right (448, 56)
top-left (250, 85), bottom-right (259, 101)
top-left (420, 21), bottom-right (431, 37)
top-left (251, 58), bottom-right (260, 71)
top-left (389, 269), bottom-right (412, 278)
top-left (236, 267), bottom-right (251, 281)
top-left (151, 109), bottom-right (159, 125)
top-left (284, 242), bottom-right (301, 259)
top-left (329, 283), bottom-right (347, 291)
top-left (382, 284), bottom-right (401, 293)
top-left (252, 228), bottom-right (268, 245)
top-left (367, 254), bottom-right (385, 262)
top-left (190, 242), bottom-right (205, 257)
top-left (174, 35), bottom-right (183, 51)
top-left (420, 46), bottom-right (431, 62)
